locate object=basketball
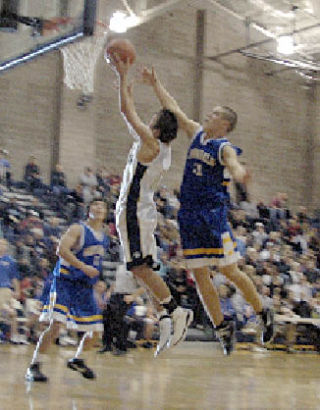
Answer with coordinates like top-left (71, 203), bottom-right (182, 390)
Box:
top-left (105, 38), bottom-right (136, 64)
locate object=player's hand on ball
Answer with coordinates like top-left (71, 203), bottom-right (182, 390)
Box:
top-left (111, 53), bottom-right (131, 76)
top-left (82, 265), bottom-right (100, 278)
top-left (141, 66), bottom-right (157, 86)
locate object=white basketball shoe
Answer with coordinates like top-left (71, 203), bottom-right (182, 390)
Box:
top-left (170, 307), bottom-right (193, 348)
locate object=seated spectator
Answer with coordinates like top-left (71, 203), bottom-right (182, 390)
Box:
top-left (257, 200), bottom-right (270, 222)
top-left (17, 257), bottom-right (32, 279)
top-left (20, 234), bottom-right (38, 269)
top-left (252, 222), bottom-right (268, 248)
top-left (26, 198), bottom-right (44, 220)
top-left (126, 303), bottom-right (157, 349)
top-left (96, 166), bottom-right (110, 198)
top-left (50, 164), bottom-right (69, 197)
top-left (79, 166), bottom-right (98, 204)
top-left (36, 255), bottom-right (49, 275)
top-left (44, 217), bottom-right (61, 239)
top-left (24, 156), bottom-right (44, 193)
top-left (66, 184), bottom-right (85, 222)
top-left (18, 210), bottom-right (44, 235)
top-left (235, 225), bottom-right (247, 258)
top-left (108, 174), bottom-right (121, 186)
top-left (303, 258), bottom-right (319, 283)
top-left (24, 286), bottom-right (43, 343)
top-left (0, 149), bottom-right (12, 189)
top-left (0, 238), bottom-right (20, 343)
top-left (1, 196), bottom-right (25, 239)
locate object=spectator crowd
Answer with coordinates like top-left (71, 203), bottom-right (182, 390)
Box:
top-left (0, 151), bottom-right (319, 352)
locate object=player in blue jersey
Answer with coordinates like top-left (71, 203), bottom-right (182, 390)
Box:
top-left (142, 67), bottom-right (274, 355)
top-left (25, 199), bottom-right (109, 382)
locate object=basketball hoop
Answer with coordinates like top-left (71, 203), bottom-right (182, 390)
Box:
top-left (61, 21), bottom-right (108, 97)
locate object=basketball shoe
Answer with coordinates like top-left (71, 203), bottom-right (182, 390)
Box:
top-left (170, 307), bottom-right (193, 348)
top-left (154, 315), bottom-right (172, 357)
top-left (215, 320), bottom-right (235, 355)
top-left (67, 358), bottom-right (95, 379)
top-left (25, 363), bottom-right (48, 382)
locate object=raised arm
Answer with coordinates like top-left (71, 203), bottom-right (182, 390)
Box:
top-left (112, 55), bottom-right (158, 150)
top-left (222, 145), bottom-right (250, 184)
top-left (142, 66), bottom-right (200, 139)
top-left (57, 224), bottom-right (99, 278)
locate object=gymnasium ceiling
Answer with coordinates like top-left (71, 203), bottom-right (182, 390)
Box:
top-left (120, 0), bottom-right (320, 80)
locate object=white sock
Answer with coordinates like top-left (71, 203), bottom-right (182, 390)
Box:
top-left (31, 352), bottom-right (47, 366)
top-left (30, 323), bottom-right (53, 365)
top-left (74, 332), bottom-right (92, 359)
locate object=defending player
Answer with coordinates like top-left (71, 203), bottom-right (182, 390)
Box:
top-left (142, 66), bottom-right (274, 355)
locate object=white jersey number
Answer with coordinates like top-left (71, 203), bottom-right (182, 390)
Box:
top-left (192, 163), bottom-right (203, 177)
top-left (93, 255), bottom-right (100, 268)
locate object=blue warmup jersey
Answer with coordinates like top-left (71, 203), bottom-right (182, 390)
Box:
top-left (57, 223), bottom-right (109, 285)
top-left (180, 128), bottom-right (241, 210)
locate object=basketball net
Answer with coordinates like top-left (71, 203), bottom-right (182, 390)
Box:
top-left (61, 22), bottom-right (108, 96)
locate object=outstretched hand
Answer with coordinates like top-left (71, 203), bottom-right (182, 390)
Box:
top-left (108, 52), bottom-right (131, 77)
top-left (141, 66), bottom-right (157, 86)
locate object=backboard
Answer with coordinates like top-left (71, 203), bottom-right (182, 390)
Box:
top-left (0, 0), bottom-right (97, 72)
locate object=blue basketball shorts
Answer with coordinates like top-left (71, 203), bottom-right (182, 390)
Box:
top-left (178, 205), bottom-right (240, 268)
top-left (40, 276), bottom-right (103, 332)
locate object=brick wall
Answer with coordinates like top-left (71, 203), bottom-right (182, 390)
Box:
top-left (312, 84), bottom-right (320, 210)
top-left (0, 51), bottom-right (61, 183)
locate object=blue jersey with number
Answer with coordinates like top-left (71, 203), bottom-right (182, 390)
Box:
top-left (56, 223), bottom-right (109, 285)
top-left (179, 128), bottom-right (241, 210)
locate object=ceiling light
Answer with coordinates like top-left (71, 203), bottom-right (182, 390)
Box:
top-left (277, 35), bottom-right (295, 55)
top-left (109, 11), bottom-right (128, 33)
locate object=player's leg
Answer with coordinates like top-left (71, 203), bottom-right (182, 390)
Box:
top-left (117, 206), bottom-right (192, 355)
top-left (26, 277), bottom-right (70, 382)
top-left (117, 205), bottom-right (173, 303)
top-left (132, 265), bottom-right (193, 354)
top-left (131, 264), bottom-right (171, 303)
top-left (192, 267), bottom-right (223, 326)
top-left (66, 283), bottom-right (103, 379)
top-left (219, 263), bottom-right (262, 312)
top-left (25, 320), bottom-right (61, 382)
top-left (67, 331), bottom-right (97, 379)
top-left (220, 263), bottom-right (274, 343)
top-left (178, 207), bottom-right (236, 354)
top-left (139, 207), bottom-right (193, 349)
top-left (192, 267), bottom-right (235, 355)
top-left (144, 287), bottom-right (173, 355)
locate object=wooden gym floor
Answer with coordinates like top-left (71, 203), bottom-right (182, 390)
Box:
top-left (0, 342), bottom-right (319, 410)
